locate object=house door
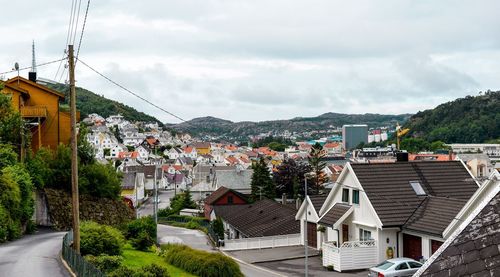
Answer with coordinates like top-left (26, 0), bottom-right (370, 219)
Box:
top-left (307, 222), bottom-right (317, 248)
top-left (403, 234), bottom-right (422, 260)
top-left (342, 224), bottom-right (349, 243)
top-left (431, 240), bottom-right (443, 254)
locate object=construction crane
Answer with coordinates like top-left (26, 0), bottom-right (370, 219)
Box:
top-left (396, 123), bottom-right (410, 150)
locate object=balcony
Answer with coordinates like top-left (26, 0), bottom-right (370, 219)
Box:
top-left (20, 106), bottom-right (48, 118)
top-left (322, 240), bottom-right (378, 272)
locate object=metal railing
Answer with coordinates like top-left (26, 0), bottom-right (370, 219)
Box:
top-left (61, 231), bottom-right (105, 277)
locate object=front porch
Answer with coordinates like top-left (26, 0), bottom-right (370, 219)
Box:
top-left (322, 240), bottom-right (378, 272)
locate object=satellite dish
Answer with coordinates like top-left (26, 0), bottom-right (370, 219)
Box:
top-left (14, 62), bottom-right (19, 71)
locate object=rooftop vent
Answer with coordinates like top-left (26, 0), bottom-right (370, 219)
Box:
top-left (410, 181), bottom-right (426, 196)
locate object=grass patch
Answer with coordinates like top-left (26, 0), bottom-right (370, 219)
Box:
top-left (121, 244), bottom-right (195, 277)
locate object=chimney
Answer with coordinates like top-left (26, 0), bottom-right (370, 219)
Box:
top-left (282, 193), bottom-right (287, 204)
top-left (396, 152), bottom-right (409, 162)
top-left (28, 72), bottom-right (37, 82)
top-left (296, 198), bottom-right (302, 210)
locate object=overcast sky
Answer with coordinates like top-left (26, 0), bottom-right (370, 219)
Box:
top-left (1, 1), bottom-right (499, 123)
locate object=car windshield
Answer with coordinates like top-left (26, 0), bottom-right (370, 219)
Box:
top-left (375, 261), bottom-right (395, 270)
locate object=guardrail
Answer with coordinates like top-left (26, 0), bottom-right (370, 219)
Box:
top-left (61, 231), bottom-right (105, 277)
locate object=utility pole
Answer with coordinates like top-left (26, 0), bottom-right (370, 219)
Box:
top-left (68, 45), bottom-right (80, 253)
top-left (304, 177), bottom-right (308, 277)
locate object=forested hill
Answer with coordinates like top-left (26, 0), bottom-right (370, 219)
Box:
top-left (404, 90), bottom-right (500, 143)
top-left (46, 82), bottom-right (162, 125)
top-left (168, 113), bottom-right (411, 139)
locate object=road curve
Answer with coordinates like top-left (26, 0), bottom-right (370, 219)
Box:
top-left (0, 228), bottom-right (70, 277)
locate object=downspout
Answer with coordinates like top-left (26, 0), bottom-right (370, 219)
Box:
top-left (396, 227), bottom-right (401, 257)
top-left (336, 228), bottom-right (340, 247)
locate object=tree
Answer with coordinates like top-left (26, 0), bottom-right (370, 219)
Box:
top-left (0, 92), bottom-right (26, 151)
top-left (400, 138), bottom-right (430, 153)
top-left (78, 124), bottom-right (95, 165)
top-left (250, 158), bottom-right (275, 201)
top-left (308, 143), bottom-right (328, 194)
top-left (273, 159), bottom-right (311, 199)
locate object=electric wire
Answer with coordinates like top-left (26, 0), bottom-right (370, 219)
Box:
top-left (0, 58), bottom-right (67, 76)
top-left (75, 0), bottom-right (91, 65)
top-left (72, 0), bottom-right (83, 45)
top-left (54, 0), bottom-right (76, 80)
top-left (77, 59), bottom-right (187, 123)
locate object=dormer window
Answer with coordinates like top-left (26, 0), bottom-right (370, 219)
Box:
top-left (410, 181), bottom-right (426, 196)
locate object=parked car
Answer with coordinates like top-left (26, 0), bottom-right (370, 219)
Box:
top-left (368, 257), bottom-right (423, 277)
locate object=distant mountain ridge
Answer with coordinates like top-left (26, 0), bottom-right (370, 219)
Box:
top-left (168, 113), bottom-right (412, 139)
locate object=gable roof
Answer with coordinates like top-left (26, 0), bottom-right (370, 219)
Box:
top-left (214, 168), bottom-right (253, 191)
top-left (121, 172), bottom-right (136, 190)
top-left (350, 161), bottom-right (478, 227)
top-left (309, 194), bottom-right (328, 214)
top-left (403, 196), bottom-right (467, 236)
top-left (6, 76), bottom-right (65, 98)
top-left (193, 142), bottom-right (211, 149)
top-left (318, 203), bottom-right (352, 226)
top-left (416, 190), bottom-right (500, 277)
top-left (213, 199), bottom-right (299, 237)
top-left (204, 186), bottom-right (248, 205)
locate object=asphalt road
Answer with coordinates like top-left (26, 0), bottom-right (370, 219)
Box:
top-left (0, 228), bottom-right (69, 277)
top-left (137, 189), bottom-right (175, 217)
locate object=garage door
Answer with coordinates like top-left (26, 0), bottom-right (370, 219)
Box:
top-left (307, 222), bottom-right (317, 248)
top-left (403, 234), bottom-right (422, 260)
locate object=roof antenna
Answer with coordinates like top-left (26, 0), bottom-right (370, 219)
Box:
top-left (29, 40), bottom-right (37, 82)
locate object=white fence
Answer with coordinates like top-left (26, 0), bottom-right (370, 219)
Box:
top-left (322, 240), bottom-right (378, 272)
top-left (222, 233), bottom-right (301, 251)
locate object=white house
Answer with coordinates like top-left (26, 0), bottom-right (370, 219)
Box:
top-left (136, 145), bottom-right (150, 161)
top-left (296, 160), bottom-right (480, 272)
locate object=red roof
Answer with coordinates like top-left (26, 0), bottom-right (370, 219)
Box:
top-left (146, 138), bottom-right (158, 146)
top-left (118, 151), bottom-right (139, 159)
top-left (324, 142), bottom-right (341, 149)
top-left (225, 156), bottom-right (239, 165)
top-left (204, 186), bottom-right (248, 205)
top-left (183, 146), bottom-right (195, 153)
top-left (409, 154), bottom-right (455, 161)
top-left (162, 165), bottom-right (183, 171)
top-left (225, 145), bottom-right (238, 151)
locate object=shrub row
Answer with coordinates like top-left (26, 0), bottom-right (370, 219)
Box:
top-left (80, 221), bottom-right (125, 256)
top-left (161, 244), bottom-right (243, 277)
top-left (108, 264), bottom-right (170, 277)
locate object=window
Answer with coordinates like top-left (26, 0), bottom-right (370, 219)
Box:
top-left (410, 181), bottom-right (426, 196)
top-left (227, 195), bottom-right (234, 204)
top-left (375, 261), bottom-right (394, 270)
top-left (352, 190), bottom-right (360, 204)
top-left (342, 188), bottom-right (349, 203)
top-left (408, 262), bottom-right (422, 269)
top-left (359, 228), bottom-right (372, 241)
top-left (396, 262), bottom-right (409, 270)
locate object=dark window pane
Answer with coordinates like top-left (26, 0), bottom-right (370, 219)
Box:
top-left (353, 190), bottom-right (360, 204)
top-left (342, 188), bottom-right (349, 202)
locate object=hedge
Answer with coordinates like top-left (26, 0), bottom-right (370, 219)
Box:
top-left (161, 244), bottom-right (242, 277)
top-left (80, 221), bottom-right (125, 256)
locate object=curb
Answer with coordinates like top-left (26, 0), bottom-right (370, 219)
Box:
top-left (59, 251), bottom-right (77, 277)
top-left (221, 250), bottom-right (287, 277)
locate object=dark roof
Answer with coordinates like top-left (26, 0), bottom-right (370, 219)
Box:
top-left (403, 196), bottom-right (466, 236)
top-left (121, 172), bottom-right (136, 190)
top-left (125, 165), bottom-right (161, 179)
top-left (204, 186), bottom-right (248, 205)
top-left (213, 199), bottom-right (299, 237)
top-left (309, 194), bottom-right (328, 214)
top-left (318, 203), bottom-right (351, 226)
top-left (420, 191), bottom-right (500, 277)
top-left (351, 161), bottom-right (478, 227)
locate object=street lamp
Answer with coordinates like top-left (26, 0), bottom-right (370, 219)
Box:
top-left (304, 172), bottom-right (315, 277)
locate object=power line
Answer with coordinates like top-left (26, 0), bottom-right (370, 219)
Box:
top-left (0, 58), bottom-right (67, 76)
top-left (72, 0), bottom-right (83, 45)
top-left (54, 0), bottom-right (76, 80)
top-left (75, 0), bottom-right (91, 65)
top-left (77, 58), bottom-right (187, 123)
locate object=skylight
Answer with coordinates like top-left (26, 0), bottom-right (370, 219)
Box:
top-left (410, 181), bottom-right (426, 196)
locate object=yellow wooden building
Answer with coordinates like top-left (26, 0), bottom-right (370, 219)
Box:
top-left (1, 76), bottom-right (76, 152)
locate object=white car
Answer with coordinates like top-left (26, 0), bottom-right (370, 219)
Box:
top-left (368, 258), bottom-right (423, 277)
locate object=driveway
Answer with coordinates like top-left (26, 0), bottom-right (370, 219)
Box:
top-left (258, 256), bottom-right (368, 277)
top-left (157, 224), bottom-right (282, 277)
top-left (0, 228), bottom-right (70, 277)
top-left (227, 245), bottom-right (320, 263)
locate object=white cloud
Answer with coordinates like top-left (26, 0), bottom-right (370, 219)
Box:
top-left (0, 0), bottom-right (499, 123)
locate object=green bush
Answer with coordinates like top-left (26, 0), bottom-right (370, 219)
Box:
top-left (185, 221), bottom-right (200, 230)
top-left (157, 207), bottom-right (174, 217)
top-left (108, 265), bottom-right (169, 277)
top-left (211, 217), bottom-right (224, 239)
top-left (161, 244), bottom-right (243, 277)
top-left (85, 255), bottom-right (123, 273)
top-left (125, 217), bottom-right (157, 250)
top-left (80, 221), bottom-right (125, 256)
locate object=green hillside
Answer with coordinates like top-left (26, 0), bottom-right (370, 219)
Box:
top-left (46, 83), bottom-right (162, 125)
top-left (404, 90), bottom-right (500, 143)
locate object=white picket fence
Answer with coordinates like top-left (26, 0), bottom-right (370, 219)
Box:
top-left (322, 240), bottom-right (378, 272)
top-left (222, 233), bottom-right (301, 251)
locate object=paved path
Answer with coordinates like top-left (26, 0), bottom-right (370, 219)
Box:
top-left (227, 245), bottom-right (320, 263)
top-left (0, 228), bottom-right (69, 277)
top-left (158, 224), bottom-right (283, 277)
top-left (259, 256), bottom-right (368, 277)
top-left (137, 189), bottom-right (175, 217)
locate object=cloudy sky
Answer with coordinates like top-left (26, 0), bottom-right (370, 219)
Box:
top-left (1, 1), bottom-right (499, 123)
